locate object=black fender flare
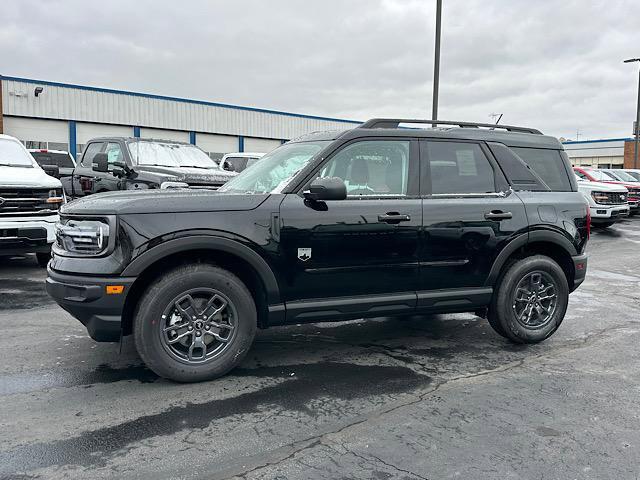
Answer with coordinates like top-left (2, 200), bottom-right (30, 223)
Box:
top-left (485, 230), bottom-right (577, 286)
top-left (121, 235), bottom-right (281, 305)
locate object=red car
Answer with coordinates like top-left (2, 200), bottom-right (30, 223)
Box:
top-left (573, 167), bottom-right (640, 214)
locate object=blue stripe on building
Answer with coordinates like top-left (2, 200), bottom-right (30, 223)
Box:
top-left (68, 121), bottom-right (77, 159)
top-left (133, 126), bottom-right (140, 138)
top-left (189, 131), bottom-right (196, 145)
top-left (238, 136), bottom-right (244, 153)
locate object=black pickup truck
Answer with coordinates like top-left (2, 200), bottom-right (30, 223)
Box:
top-left (68, 137), bottom-right (236, 198)
top-left (47, 118), bottom-right (589, 383)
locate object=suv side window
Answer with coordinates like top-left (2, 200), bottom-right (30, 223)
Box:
top-left (426, 141), bottom-right (495, 194)
top-left (511, 147), bottom-right (572, 192)
top-left (81, 142), bottom-right (105, 167)
top-left (318, 140), bottom-right (410, 196)
top-left (105, 142), bottom-right (124, 172)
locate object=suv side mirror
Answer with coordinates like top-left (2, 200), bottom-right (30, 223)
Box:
top-left (221, 161), bottom-right (233, 171)
top-left (41, 164), bottom-right (60, 178)
top-left (304, 177), bottom-right (347, 201)
top-left (92, 153), bottom-right (109, 173)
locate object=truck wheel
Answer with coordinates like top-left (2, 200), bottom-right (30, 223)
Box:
top-left (36, 252), bottom-right (50, 268)
top-left (134, 263), bottom-right (257, 382)
top-left (488, 255), bottom-right (568, 344)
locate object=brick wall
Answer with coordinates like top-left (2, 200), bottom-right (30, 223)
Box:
top-left (624, 140), bottom-right (640, 168)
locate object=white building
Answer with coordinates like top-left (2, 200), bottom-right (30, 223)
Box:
top-left (562, 138), bottom-right (632, 169)
top-left (0, 75), bottom-right (360, 160)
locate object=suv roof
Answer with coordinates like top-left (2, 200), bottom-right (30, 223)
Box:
top-left (291, 118), bottom-right (561, 150)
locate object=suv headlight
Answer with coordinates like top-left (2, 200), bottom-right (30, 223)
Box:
top-left (591, 191), bottom-right (610, 204)
top-left (55, 217), bottom-right (114, 256)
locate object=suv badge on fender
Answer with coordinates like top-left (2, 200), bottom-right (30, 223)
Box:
top-left (297, 248), bottom-right (311, 261)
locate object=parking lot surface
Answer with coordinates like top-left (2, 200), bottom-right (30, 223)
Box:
top-left (1, 220), bottom-right (639, 480)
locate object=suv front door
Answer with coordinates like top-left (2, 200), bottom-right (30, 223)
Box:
top-left (279, 139), bottom-right (422, 322)
top-left (418, 139), bottom-right (528, 305)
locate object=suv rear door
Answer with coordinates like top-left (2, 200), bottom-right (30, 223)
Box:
top-left (279, 138), bottom-right (422, 322)
top-left (418, 139), bottom-right (528, 304)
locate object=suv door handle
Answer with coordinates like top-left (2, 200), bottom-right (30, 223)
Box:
top-left (378, 213), bottom-right (411, 224)
top-left (484, 210), bottom-right (512, 220)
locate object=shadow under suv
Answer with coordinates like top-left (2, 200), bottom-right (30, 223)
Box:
top-left (46, 119), bottom-right (589, 382)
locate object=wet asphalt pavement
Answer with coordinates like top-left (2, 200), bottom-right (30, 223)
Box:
top-left (1, 220), bottom-right (640, 479)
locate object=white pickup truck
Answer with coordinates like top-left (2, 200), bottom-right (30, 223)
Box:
top-left (576, 177), bottom-right (629, 228)
top-left (0, 134), bottom-right (65, 266)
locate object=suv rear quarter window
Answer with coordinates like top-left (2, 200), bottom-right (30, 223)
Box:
top-left (426, 141), bottom-right (496, 194)
top-left (511, 147), bottom-right (572, 192)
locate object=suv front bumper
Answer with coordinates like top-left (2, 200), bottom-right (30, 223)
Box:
top-left (0, 214), bottom-right (57, 255)
top-left (46, 268), bottom-right (135, 342)
top-left (589, 204), bottom-right (629, 222)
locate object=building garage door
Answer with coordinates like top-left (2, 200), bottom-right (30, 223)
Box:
top-left (76, 123), bottom-right (133, 154)
top-left (196, 133), bottom-right (238, 160)
top-left (3, 117), bottom-right (69, 150)
top-left (140, 128), bottom-right (189, 143)
top-left (244, 137), bottom-right (281, 154)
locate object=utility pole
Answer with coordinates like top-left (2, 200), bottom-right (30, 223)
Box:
top-left (624, 58), bottom-right (640, 169)
top-left (432, 0), bottom-right (442, 122)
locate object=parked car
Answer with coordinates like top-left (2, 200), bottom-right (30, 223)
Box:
top-left (573, 167), bottom-right (640, 214)
top-left (28, 148), bottom-right (76, 197)
top-left (47, 118), bottom-right (589, 382)
top-left (69, 138), bottom-right (237, 198)
top-left (219, 152), bottom-right (264, 173)
top-left (1, 135), bottom-right (65, 267)
top-left (576, 177), bottom-right (629, 227)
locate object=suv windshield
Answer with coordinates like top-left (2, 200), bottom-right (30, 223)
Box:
top-left (607, 170), bottom-right (639, 182)
top-left (127, 141), bottom-right (219, 169)
top-left (219, 141), bottom-right (330, 194)
top-left (587, 169), bottom-right (616, 182)
top-left (0, 139), bottom-right (34, 167)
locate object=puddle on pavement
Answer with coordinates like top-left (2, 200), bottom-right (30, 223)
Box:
top-left (0, 362), bottom-right (430, 473)
top-left (0, 363), bottom-right (158, 395)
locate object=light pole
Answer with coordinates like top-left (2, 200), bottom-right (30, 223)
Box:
top-left (624, 58), bottom-right (640, 169)
top-left (432, 0), bottom-right (442, 122)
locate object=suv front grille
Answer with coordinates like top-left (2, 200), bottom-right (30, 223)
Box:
top-left (0, 188), bottom-right (59, 217)
top-left (592, 191), bottom-right (627, 205)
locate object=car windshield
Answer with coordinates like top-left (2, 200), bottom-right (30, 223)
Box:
top-left (127, 141), bottom-right (219, 169)
top-left (0, 139), bottom-right (34, 167)
top-left (219, 141), bottom-right (330, 194)
top-left (30, 151), bottom-right (75, 168)
top-left (607, 170), bottom-right (639, 182)
top-left (587, 169), bottom-right (616, 181)
top-left (626, 171), bottom-right (640, 181)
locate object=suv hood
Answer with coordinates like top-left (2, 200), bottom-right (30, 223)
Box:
top-left (0, 165), bottom-right (62, 188)
top-left (135, 165), bottom-right (236, 185)
top-left (577, 180), bottom-right (627, 193)
top-left (61, 189), bottom-right (269, 215)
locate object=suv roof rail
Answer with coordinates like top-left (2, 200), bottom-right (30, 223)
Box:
top-left (359, 118), bottom-right (543, 135)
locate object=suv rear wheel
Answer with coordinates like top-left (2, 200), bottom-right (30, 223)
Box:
top-left (134, 263), bottom-right (256, 382)
top-left (488, 255), bottom-right (569, 343)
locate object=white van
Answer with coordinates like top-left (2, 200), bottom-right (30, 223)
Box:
top-left (0, 134), bottom-right (65, 266)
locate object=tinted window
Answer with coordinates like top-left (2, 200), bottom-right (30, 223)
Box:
top-left (225, 157), bottom-right (248, 172)
top-left (427, 141), bottom-right (495, 194)
top-left (30, 152), bottom-right (75, 168)
top-left (319, 140), bottom-right (410, 196)
top-left (81, 142), bottom-right (104, 166)
top-left (511, 147), bottom-right (572, 191)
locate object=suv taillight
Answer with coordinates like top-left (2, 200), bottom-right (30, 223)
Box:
top-left (586, 205), bottom-right (591, 239)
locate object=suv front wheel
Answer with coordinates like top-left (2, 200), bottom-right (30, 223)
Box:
top-left (488, 255), bottom-right (569, 343)
top-left (134, 263), bottom-right (257, 382)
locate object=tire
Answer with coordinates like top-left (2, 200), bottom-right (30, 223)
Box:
top-left (134, 263), bottom-right (257, 382)
top-left (487, 255), bottom-right (569, 344)
top-left (36, 252), bottom-right (50, 268)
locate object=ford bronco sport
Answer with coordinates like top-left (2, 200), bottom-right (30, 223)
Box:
top-left (46, 119), bottom-right (589, 382)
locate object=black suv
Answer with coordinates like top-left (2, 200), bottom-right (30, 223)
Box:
top-left (68, 137), bottom-right (236, 198)
top-left (46, 119), bottom-right (589, 382)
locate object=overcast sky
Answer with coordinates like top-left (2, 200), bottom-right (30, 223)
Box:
top-left (2, 0), bottom-right (639, 140)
